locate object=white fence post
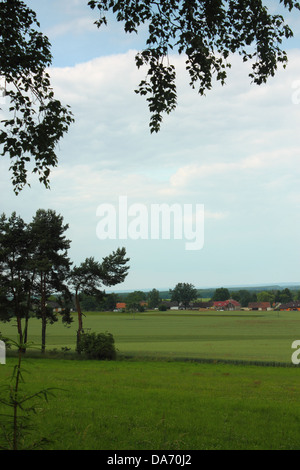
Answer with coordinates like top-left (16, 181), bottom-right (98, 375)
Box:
top-left (0, 340), bottom-right (6, 365)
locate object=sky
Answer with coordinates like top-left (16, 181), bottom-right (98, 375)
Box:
top-left (1, 0), bottom-right (300, 292)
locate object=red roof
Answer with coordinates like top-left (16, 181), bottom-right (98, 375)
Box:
top-left (213, 299), bottom-right (241, 307)
top-left (248, 302), bottom-right (271, 309)
top-left (116, 302), bottom-right (126, 309)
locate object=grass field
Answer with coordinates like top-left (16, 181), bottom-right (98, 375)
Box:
top-left (1, 310), bottom-right (300, 450)
top-left (1, 358), bottom-right (300, 450)
top-left (1, 309), bottom-right (299, 364)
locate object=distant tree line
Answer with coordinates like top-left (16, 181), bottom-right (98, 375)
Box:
top-left (84, 285), bottom-right (300, 311)
top-left (212, 288), bottom-right (257, 307)
top-left (212, 286), bottom-right (299, 307)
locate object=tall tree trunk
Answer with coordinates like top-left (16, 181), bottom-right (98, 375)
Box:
top-left (75, 288), bottom-right (83, 353)
top-left (24, 308), bottom-right (29, 347)
top-left (41, 273), bottom-right (47, 354)
top-left (16, 314), bottom-right (23, 348)
top-left (11, 277), bottom-right (24, 350)
top-left (24, 271), bottom-right (34, 346)
top-left (15, 297), bottom-right (25, 353)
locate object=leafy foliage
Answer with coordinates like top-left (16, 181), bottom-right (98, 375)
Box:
top-left (29, 209), bottom-right (71, 352)
top-left (88, 0), bottom-right (300, 132)
top-left (0, 334), bottom-right (57, 450)
top-left (170, 282), bottom-right (197, 309)
top-left (0, 0), bottom-right (74, 193)
top-left (230, 289), bottom-right (257, 307)
top-left (70, 248), bottom-right (130, 351)
top-left (212, 287), bottom-right (231, 301)
top-left (2, 1), bottom-right (299, 187)
top-left (78, 331), bottom-right (117, 360)
top-left (0, 209), bottom-right (72, 352)
top-left (147, 288), bottom-right (160, 309)
top-left (0, 212), bottom-right (31, 327)
top-left (158, 304), bottom-right (167, 311)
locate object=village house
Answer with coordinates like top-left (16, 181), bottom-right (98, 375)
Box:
top-left (213, 299), bottom-right (241, 311)
top-left (159, 301), bottom-right (179, 310)
top-left (277, 301), bottom-right (300, 311)
top-left (248, 302), bottom-right (271, 311)
top-left (115, 301), bottom-right (148, 311)
top-left (46, 301), bottom-right (65, 313)
top-left (189, 301), bottom-right (214, 311)
top-left (115, 302), bottom-right (126, 311)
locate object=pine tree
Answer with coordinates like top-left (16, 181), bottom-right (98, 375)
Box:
top-left (29, 209), bottom-right (71, 353)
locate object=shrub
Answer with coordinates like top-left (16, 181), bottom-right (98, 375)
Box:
top-left (78, 332), bottom-right (116, 360)
top-left (158, 304), bottom-right (167, 311)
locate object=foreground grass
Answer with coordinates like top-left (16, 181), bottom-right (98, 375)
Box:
top-left (1, 357), bottom-right (300, 450)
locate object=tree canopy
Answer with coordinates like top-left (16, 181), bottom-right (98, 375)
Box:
top-left (170, 282), bottom-right (198, 309)
top-left (89, 0), bottom-right (300, 132)
top-left (70, 248), bottom-right (130, 350)
top-left (0, 209), bottom-right (130, 352)
top-left (0, 209), bottom-right (72, 350)
top-left (212, 287), bottom-right (230, 301)
top-left (147, 288), bottom-right (160, 309)
top-left (0, 0), bottom-right (74, 193)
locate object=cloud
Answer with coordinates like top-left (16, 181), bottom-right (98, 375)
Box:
top-left (166, 151), bottom-right (289, 191)
top-left (46, 17), bottom-right (96, 38)
top-left (2, 40), bottom-right (300, 288)
top-left (48, 49), bottom-right (300, 175)
top-left (4, 47), bottom-right (300, 204)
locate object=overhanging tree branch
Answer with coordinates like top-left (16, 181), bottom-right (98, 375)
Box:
top-left (88, 0), bottom-right (300, 132)
top-left (0, 0), bottom-right (74, 193)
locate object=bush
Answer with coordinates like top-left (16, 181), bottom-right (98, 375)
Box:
top-left (78, 332), bottom-right (116, 360)
top-left (158, 304), bottom-right (167, 311)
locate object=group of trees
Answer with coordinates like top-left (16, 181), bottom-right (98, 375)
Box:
top-left (169, 283), bottom-right (198, 309)
top-left (212, 287), bottom-right (257, 307)
top-left (205, 286), bottom-right (299, 307)
top-left (76, 285), bottom-right (198, 312)
top-left (118, 285), bottom-right (300, 311)
top-left (77, 284), bottom-right (300, 312)
top-left (116, 284), bottom-right (199, 311)
top-left (216, 286), bottom-right (299, 306)
top-left (79, 292), bottom-right (119, 312)
top-left (0, 210), bottom-right (130, 352)
top-left (1, 1), bottom-right (300, 192)
top-left (255, 287), bottom-right (297, 305)
top-left (55, 281), bottom-right (300, 316)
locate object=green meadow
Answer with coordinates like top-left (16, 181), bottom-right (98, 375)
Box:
top-left (2, 309), bottom-right (299, 363)
top-left (1, 310), bottom-right (300, 450)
